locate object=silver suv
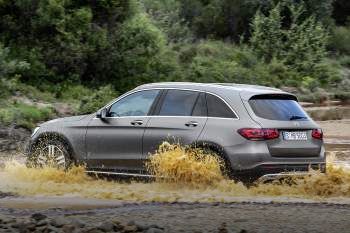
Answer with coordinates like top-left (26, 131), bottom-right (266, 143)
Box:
top-left (27, 82), bottom-right (325, 181)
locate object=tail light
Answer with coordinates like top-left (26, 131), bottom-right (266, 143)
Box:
top-left (312, 129), bottom-right (323, 140)
top-left (238, 128), bottom-right (279, 140)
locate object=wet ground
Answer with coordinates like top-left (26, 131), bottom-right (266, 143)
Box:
top-left (1, 202), bottom-right (350, 233)
top-left (0, 119), bottom-right (350, 232)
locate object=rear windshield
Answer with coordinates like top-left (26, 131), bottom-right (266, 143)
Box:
top-left (248, 97), bottom-right (308, 121)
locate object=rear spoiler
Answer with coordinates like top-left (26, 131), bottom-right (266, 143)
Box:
top-left (249, 94), bottom-right (298, 101)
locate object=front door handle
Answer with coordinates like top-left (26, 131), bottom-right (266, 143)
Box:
top-left (131, 120), bottom-right (143, 126)
top-left (185, 121), bottom-right (198, 127)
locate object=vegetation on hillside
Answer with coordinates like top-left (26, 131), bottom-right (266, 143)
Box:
top-left (0, 0), bottom-right (349, 128)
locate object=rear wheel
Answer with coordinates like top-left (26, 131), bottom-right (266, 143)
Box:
top-left (200, 147), bottom-right (233, 179)
top-left (27, 137), bottom-right (72, 169)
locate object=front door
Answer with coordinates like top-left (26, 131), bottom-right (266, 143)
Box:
top-left (85, 89), bottom-right (160, 171)
top-left (142, 90), bottom-right (208, 166)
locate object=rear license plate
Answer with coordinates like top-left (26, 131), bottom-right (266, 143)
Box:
top-left (283, 131), bottom-right (308, 141)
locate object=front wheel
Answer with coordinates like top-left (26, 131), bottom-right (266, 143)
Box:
top-left (27, 138), bottom-right (72, 169)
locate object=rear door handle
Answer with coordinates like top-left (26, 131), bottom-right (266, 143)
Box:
top-left (131, 120), bottom-right (143, 126)
top-left (185, 121), bottom-right (199, 127)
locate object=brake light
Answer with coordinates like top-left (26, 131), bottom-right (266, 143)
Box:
top-left (312, 129), bottom-right (323, 140)
top-left (238, 128), bottom-right (279, 140)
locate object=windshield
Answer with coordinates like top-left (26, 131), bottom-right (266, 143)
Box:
top-left (248, 98), bottom-right (309, 121)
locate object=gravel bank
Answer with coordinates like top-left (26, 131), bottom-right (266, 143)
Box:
top-left (1, 202), bottom-right (350, 233)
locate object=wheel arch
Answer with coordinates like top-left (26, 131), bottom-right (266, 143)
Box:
top-left (31, 132), bottom-right (76, 161)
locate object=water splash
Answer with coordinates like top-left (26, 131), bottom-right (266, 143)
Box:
top-left (1, 144), bottom-right (350, 203)
top-left (146, 142), bottom-right (225, 186)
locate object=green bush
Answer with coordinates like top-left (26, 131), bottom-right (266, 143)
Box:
top-left (334, 91), bottom-right (350, 103)
top-left (112, 13), bottom-right (181, 91)
top-left (59, 84), bottom-right (91, 102)
top-left (250, 3), bottom-right (329, 68)
top-left (179, 41), bottom-right (301, 87)
top-left (329, 26), bottom-right (350, 55)
top-left (0, 103), bottom-right (54, 129)
top-left (338, 55), bottom-right (350, 67)
top-left (79, 85), bottom-right (119, 114)
top-left (142, 0), bottom-right (193, 43)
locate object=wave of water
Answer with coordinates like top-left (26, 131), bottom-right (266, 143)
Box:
top-left (0, 144), bottom-right (350, 203)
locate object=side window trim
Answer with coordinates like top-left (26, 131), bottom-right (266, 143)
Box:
top-left (148, 89), bottom-right (166, 116)
top-left (190, 93), bottom-right (201, 116)
top-left (151, 89), bottom-right (168, 116)
top-left (191, 92), bottom-right (207, 117)
top-left (100, 88), bottom-right (239, 119)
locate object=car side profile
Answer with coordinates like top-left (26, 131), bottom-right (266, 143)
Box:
top-left (27, 82), bottom-right (325, 181)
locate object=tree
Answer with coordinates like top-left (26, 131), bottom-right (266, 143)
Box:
top-left (250, 2), bottom-right (329, 74)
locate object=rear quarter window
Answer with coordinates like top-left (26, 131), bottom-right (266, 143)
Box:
top-left (206, 94), bottom-right (237, 119)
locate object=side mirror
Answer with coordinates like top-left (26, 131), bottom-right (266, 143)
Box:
top-left (96, 108), bottom-right (108, 119)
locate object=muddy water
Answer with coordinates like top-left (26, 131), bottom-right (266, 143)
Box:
top-left (1, 143), bottom-right (350, 206)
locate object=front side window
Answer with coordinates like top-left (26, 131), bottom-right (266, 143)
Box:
top-left (206, 94), bottom-right (237, 118)
top-left (249, 96), bottom-right (308, 121)
top-left (159, 90), bottom-right (199, 116)
top-left (108, 90), bottom-right (159, 117)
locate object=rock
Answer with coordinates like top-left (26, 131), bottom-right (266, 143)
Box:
top-left (31, 213), bottom-right (47, 222)
top-left (50, 217), bottom-right (67, 228)
top-left (46, 225), bottom-right (60, 233)
top-left (82, 227), bottom-right (104, 233)
top-left (123, 224), bottom-right (138, 233)
top-left (62, 224), bottom-right (76, 233)
top-left (18, 221), bottom-right (36, 231)
top-left (147, 225), bottom-right (164, 230)
top-left (97, 222), bottom-right (114, 232)
top-left (0, 125), bottom-right (31, 152)
top-left (134, 223), bottom-right (149, 231)
top-left (111, 220), bottom-right (123, 231)
top-left (36, 220), bottom-right (48, 227)
top-left (1, 217), bottom-right (16, 224)
top-left (218, 222), bottom-right (228, 233)
top-left (71, 218), bottom-right (86, 228)
top-left (145, 228), bottom-right (164, 233)
top-left (127, 220), bottom-right (136, 226)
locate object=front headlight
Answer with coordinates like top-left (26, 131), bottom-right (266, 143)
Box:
top-left (31, 127), bottom-right (40, 137)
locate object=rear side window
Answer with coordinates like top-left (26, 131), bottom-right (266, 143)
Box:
top-left (159, 90), bottom-right (199, 116)
top-left (249, 97), bottom-right (308, 121)
top-left (206, 94), bottom-right (237, 118)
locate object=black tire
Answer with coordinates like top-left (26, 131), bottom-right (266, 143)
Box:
top-left (27, 137), bottom-right (72, 169)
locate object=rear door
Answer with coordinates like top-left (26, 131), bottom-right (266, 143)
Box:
top-left (142, 90), bottom-right (207, 163)
top-left (244, 94), bottom-right (322, 157)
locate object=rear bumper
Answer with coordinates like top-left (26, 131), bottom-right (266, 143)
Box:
top-left (232, 163), bottom-right (326, 182)
top-left (257, 172), bottom-right (312, 183)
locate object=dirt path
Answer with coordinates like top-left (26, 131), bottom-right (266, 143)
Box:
top-left (1, 202), bottom-right (350, 232)
top-left (318, 120), bottom-right (350, 141)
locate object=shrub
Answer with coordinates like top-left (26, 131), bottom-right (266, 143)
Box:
top-left (338, 55), bottom-right (350, 67)
top-left (79, 85), bottom-right (118, 114)
top-left (334, 91), bottom-right (350, 103)
top-left (0, 103), bottom-right (54, 129)
top-left (59, 84), bottom-right (91, 102)
top-left (250, 3), bottom-right (329, 83)
top-left (329, 26), bottom-right (350, 55)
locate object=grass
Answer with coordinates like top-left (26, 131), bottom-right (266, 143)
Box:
top-left (0, 102), bottom-right (54, 129)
